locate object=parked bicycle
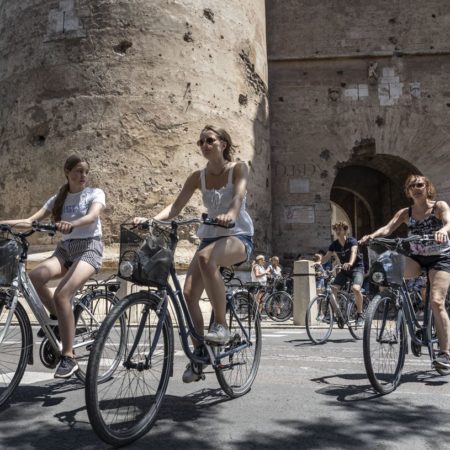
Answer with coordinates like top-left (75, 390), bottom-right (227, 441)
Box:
top-left (0, 222), bottom-right (124, 407)
top-left (85, 217), bottom-right (261, 446)
top-left (305, 268), bottom-right (370, 344)
top-left (262, 275), bottom-right (293, 322)
top-left (363, 236), bottom-right (450, 395)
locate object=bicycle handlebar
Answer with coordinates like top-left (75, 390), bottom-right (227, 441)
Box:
top-left (369, 235), bottom-right (436, 246)
top-left (134, 214), bottom-right (235, 230)
top-left (0, 221), bottom-right (57, 238)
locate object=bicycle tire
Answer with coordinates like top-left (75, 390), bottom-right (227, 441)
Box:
top-left (347, 294), bottom-right (370, 340)
top-left (85, 291), bottom-right (174, 446)
top-left (264, 291), bottom-right (293, 322)
top-left (73, 291), bottom-right (123, 383)
top-left (305, 294), bottom-right (333, 344)
top-left (363, 294), bottom-right (406, 394)
top-left (215, 294), bottom-right (261, 398)
top-left (0, 297), bottom-right (32, 407)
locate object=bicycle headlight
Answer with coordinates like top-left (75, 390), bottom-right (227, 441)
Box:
top-left (372, 271), bottom-right (385, 284)
top-left (119, 260), bottom-right (135, 278)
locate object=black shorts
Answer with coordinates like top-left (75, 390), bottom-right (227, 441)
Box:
top-left (409, 254), bottom-right (450, 273)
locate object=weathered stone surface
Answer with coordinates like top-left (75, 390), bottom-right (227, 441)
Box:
top-left (0, 0), bottom-right (270, 252)
top-left (267, 1), bottom-right (450, 261)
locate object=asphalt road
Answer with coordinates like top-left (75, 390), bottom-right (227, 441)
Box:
top-left (0, 325), bottom-right (449, 449)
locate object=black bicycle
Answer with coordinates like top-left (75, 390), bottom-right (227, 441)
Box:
top-left (363, 235), bottom-right (450, 395)
top-left (85, 217), bottom-right (261, 446)
top-left (305, 269), bottom-right (370, 344)
top-left (0, 222), bottom-right (123, 407)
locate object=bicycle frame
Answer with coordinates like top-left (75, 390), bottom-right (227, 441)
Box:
top-left (125, 265), bottom-right (254, 369)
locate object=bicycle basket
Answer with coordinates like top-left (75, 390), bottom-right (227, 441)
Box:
top-left (0, 238), bottom-right (20, 286)
top-left (118, 223), bottom-right (175, 288)
top-left (368, 247), bottom-right (405, 287)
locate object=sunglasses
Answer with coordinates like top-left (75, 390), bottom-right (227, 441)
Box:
top-left (197, 137), bottom-right (218, 146)
top-left (409, 182), bottom-right (425, 189)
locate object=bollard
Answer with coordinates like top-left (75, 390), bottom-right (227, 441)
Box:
top-left (292, 259), bottom-right (317, 325)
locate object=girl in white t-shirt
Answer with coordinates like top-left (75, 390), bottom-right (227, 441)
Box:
top-left (2, 155), bottom-right (105, 379)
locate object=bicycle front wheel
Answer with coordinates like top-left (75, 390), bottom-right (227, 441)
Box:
top-left (363, 294), bottom-right (406, 394)
top-left (215, 295), bottom-right (261, 398)
top-left (264, 291), bottom-right (293, 322)
top-left (305, 294), bottom-right (333, 344)
top-left (73, 291), bottom-right (123, 383)
top-left (85, 291), bottom-right (174, 446)
top-left (0, 296), bottom-right (32, 407)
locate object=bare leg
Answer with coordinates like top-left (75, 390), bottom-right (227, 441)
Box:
top-left (29, 257), bottom-right (67, 316)
top-left (352, 284), bottom-right (363, 314)
top-left (53, 260), bottom-right (96, 357)
top-left (429, 269), bottom-right (450, 354)
top-left (196, 237), bottom-right (246, 327)
top-left (183, 253), bottom-right (205, 347)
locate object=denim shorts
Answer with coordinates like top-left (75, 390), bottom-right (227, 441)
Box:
top-left (197, 235), bottom-right (254, 264)
top-left (53, 237), bottom-right (103, 273)
top-left (333, 269), bottom-right (364, 288)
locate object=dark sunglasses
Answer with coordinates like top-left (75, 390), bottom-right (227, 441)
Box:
top-left (409, 182), bottom-right (425, 189)
top-left (197, 137), bottom-right (218, 146)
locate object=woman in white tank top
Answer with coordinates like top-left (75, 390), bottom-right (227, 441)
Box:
top-left (134, 125), bottom-right (254, 382)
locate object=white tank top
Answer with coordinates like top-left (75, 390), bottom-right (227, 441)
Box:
top-left (197, 164), bottom-right (254, 239)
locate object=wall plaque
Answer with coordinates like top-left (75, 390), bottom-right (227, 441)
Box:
top-left (289, 178), bottom-right (310, 193)
top-left (284, 206), bottom-right (315, 224)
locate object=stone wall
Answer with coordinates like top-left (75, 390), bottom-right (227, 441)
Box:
top-left (0, 0), bottom-right (271, 255)
top-left (267, 0), bottom-right (450, 261)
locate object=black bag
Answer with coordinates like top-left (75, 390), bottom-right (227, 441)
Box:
top-left (0, 238), bottom-right (20, 286)
top-left (119, 224), bottom-right (175, 288)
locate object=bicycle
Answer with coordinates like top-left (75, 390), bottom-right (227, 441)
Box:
top-left (85, 217), bottom-right (261, 446)
top-left (363, 235), bottom-right (450, 395)
top-left (263, 275), bottom-right (293, 322)
top-left (0, 221), bottom-right (125, 407)
top-left (305, 269), bottom-right (370, 344)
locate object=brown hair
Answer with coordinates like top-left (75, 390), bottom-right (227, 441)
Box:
top-left (202, 125), bottom-right (236, 162)
top-left (52, 155), bottom-right (89, 222)
top-left (332, 221), bottom-right (349, 231)
top-left (404, 174), bottom-right (436, 200)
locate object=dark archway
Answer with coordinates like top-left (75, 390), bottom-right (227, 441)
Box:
top-left (331, 154), bottom-right (421, 239)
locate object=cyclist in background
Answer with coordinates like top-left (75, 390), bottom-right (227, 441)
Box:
top-left (321, 221), bottom-right (365, 326)
top-left (1, 155), bottom-right (105, 378)
top-left (133, 125), bottom-right (254, 383)
top-left (360, 174), bottom-right (450, 369)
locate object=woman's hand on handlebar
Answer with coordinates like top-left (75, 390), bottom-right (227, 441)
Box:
top-left (359, 235), bottom-right (372, 245)
top-left (215, 213), bottom-right (235, 228)
top-left (435, 229), bottom-right (449, 244)
top-left (55, 221), bottom-right (73, 234)
top-left (132, 217), bottom-right (149, 226)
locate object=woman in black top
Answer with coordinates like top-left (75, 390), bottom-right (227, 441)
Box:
top-left (360, 174), bottom-right (450, 369)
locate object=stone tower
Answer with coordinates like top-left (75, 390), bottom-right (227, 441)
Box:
top-left (0, 0), bottom-right (270, 253)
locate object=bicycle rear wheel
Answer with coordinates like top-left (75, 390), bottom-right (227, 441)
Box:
top-left (73, 291), bottom-right (123, 383)
top-left (347, 294), bottom-right (370, 340)
top-left (215, 295), bottom-right (261, 398)
top-left (0, 295), bottom-right (32, 407)
top-left (85, 291), bottom-right (174, 446)
top-left (264, 291), bottom-right (293, 322)
top-left (363, 294), bottom-right (406, 394)
top-left (305, 294), bottom-right (333, 344)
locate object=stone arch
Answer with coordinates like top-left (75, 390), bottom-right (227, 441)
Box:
top-left (330, 154), bottom-right (421, 239)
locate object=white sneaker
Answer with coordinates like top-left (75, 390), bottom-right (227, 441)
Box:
top-left (205, 323), bottom-right (230, 344)
top-left (182, 347), bottom-right (205, 383)
top-left (182, 363), bottom-right (203, 383)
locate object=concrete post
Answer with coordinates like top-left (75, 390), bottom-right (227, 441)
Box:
top-left (292, 259), bottom-right (317, 325)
